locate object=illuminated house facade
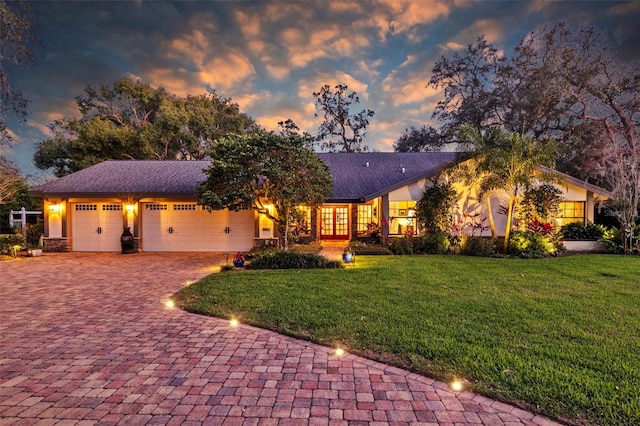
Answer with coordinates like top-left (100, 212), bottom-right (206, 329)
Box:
top-left (29, 152), bottom-right (609, 252)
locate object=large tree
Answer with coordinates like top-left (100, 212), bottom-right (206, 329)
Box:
top-left (196, 131), bottom-right (333, 250)
top-left (394, 125), bottom-right (444, 152)
top-left (313, 84), bottom-right (374, 153)
top-left (429, 23), bottom-right (640, 253)
top-left (33, 78), bottom-right (257, 177)
top-left (0, 155), bottom-right (22, 205)
top-left (456, 126), bottom-right (558, 253)
top-left (0, 0), bottom-right (39, 144)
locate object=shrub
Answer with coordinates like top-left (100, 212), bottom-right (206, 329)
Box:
top-left (0, 233), bottom-right (26, 255)
top-left (290, 242), bottom-right (323, 254)
top-left (388, 237), bottom-right (415, 255)
top-left (561, 221), bottom-right (606, 240)
top-left (247, 250), bottom-right (343, 269)
top-left (508, 231), bottom-right (559, 258)
top-left (459, 236), bottom-right (496, 256)
top-left (599, 225), bottom-right (640, 254)
top-left (421, 232), bottom-right (450, 254)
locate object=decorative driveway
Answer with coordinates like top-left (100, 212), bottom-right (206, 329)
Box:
top-left (0, 253), bottom-right (559, 425)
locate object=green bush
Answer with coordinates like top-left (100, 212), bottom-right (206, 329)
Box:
top-left (599, 225), bottom-right (640, 254)
top-left (388, 237), bottom-right (416, 255)
top-left (508, 231), bottom-right (559, 258)
top-left (348, 241), bottom-right (392, 255)
top-left (421, 232), bottom-right (450, 254)
top-left (290, 242), bottom-right (323, 254)
top-left (561, 222), bottom-right (606, 240)
top-left (460, 236), bottom-right (496, 256)
top-left (247, 250), bottom-right (343, 269)
top-left (0, 233), bottom-right (26, 255)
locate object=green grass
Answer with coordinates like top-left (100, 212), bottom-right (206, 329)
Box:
top-left (174, 254), bottom-right (640, 425)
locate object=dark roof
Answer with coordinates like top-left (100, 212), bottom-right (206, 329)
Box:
top-left (28, 153), bottom-right (463, 201)
top-left (29, 160), bottom-right (211, 198)
top-left (318, 152), bottom-right (461, 201)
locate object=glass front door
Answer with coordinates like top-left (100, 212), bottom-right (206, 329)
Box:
top-left (320, 206), bottom-right (350, 240)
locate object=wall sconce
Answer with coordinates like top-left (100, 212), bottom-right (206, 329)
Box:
top-left (125, 204), bottom-right (135, 213)
top-left (49, 203), bottom-right (60, 213)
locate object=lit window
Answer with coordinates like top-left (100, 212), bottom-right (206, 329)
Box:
top-left (357, 205), bottom-right (372, 233)
top-left (557, 201), bottom-right (585, 226)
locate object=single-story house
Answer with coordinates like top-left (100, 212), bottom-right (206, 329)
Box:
top-left (28, 152), bottom-right (610, 252)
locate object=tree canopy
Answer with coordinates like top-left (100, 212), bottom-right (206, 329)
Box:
top-left (0, 0), bottom-right (39, 145)
top-left (0, 155), bottom-right (23, 205)
top-left (313, 84), bottom-right (374, 153)
top-left (33, 78), bottom-right (257, 177)
top-left (196, 131), bottom-right (333, 250)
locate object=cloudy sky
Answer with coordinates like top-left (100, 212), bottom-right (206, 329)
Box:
top-left (6, 0), bottom-right (640, 178)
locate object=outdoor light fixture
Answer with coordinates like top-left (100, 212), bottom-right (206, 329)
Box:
top-left (450, 380), bottom-right (464, 392)
top-left (334, 348), bottom-right (345, 357)
top-left (49, 203), bottom-right (60, 213)
top-left (165, 299), bottom-right (175, 309)
top-left (126, 204), bottom-right (135, 212)
top-left (229, 318), bottom-right (239, 327)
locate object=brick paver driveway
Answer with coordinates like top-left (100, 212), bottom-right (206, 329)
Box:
top-left (1, 253), bottom-right (559, 425)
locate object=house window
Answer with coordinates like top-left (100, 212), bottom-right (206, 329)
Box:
top-left (102, 204), bottom-right (122, 211)
top-left (557, 201), bottom-right (585, 226)
top-left (389, 201), bottom-right (417, 235)
top-left (357, 205), bottom-right (372, 233)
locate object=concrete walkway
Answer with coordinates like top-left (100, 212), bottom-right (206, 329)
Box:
top-left (0, 253), bottom-right (560, 425)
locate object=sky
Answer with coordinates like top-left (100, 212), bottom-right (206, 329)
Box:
top-left (5, 0), bottom-right (640, 179)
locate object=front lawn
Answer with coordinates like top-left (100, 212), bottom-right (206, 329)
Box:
top-left (174, 254), bottom-right (640, 425)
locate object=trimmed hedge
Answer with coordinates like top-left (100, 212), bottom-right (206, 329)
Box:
top-left (561, 221), bottom-right (606, 240)
top-left (247, 250), bottom-right (343, 269)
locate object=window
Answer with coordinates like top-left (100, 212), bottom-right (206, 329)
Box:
top-left (389, 201), bottom-right (417, 235)
top-left (102, 204), bottom-right (122, 211)
top-left (357, 205), bottom-right (372, 233)
top-left (557, 201), bottom-right (585, 226)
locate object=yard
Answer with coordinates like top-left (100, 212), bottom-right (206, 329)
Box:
top-left (174, 254), bottom-right (640, 425)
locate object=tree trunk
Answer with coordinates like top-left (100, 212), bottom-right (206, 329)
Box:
top-left (503, 195), bottom-right (516, 254)
top-left (485, 196), bottom-right (497, 240)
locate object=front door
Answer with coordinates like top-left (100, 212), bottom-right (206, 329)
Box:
top-left (320, 206), bottom-right (350, 240)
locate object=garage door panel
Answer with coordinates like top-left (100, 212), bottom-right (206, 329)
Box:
top-left (141, 203), bottom-right (254, 252)
top-left (72, 203), bottom-right (123, 252)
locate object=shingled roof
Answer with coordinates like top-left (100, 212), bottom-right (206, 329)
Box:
top-left (29, 152), bottom-right (463, 201)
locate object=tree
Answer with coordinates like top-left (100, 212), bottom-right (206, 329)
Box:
top-left (394, 125), bottom-right (444, 152)
top-left (428, 23), bottom-right (640, 253)
top-left (0, 0), bottom-right (39, 144)
top-left (33, 78), bottom-right (257, 177)
top-left (0, 155), bottom-right (22, 204)
top-left (196, 131), bottom-right (334, 250)
top-left (313, 84), bottom-right (374, 153)
top-left (415, 180), bottom-right (457, 234)
top-left (456, 126), bottom-right (558, 253)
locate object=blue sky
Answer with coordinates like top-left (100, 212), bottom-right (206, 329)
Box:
top-left (5, 0), bottom-right (640, 179)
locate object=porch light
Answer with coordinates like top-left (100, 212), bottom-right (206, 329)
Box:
top-left (229, 318), bottom-right (239, 327)
top-left (125, 204), bottom-right (135, 212)
top-left (450, 380), bottom-right (464, 392)
top-left (49, 203), bottom-right (60, 213)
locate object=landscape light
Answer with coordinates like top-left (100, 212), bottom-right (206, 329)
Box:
top-left (450, 380), bottom-right (464, 392)
top-left (334, 348), bottom-right (345, 357)
top-left (229, 318), bottom-right (239, 327)
top-left (165, 299), bottom-right (175, 309)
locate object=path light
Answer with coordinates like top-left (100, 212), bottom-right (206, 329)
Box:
top-left (165, 299), bottom-right (175, 309)
top-left (450, 379), bottom-right (464, 392)
top-left (334, 348), bottom-right (345, 357)
top-left (229, 318), bottom-right (239, 327)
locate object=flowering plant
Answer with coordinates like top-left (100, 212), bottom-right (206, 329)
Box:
top-left (233, 252), bottom-right (245, 262)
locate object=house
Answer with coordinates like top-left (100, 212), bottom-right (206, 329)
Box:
top-left (28, 152), bottom-right (610, 252)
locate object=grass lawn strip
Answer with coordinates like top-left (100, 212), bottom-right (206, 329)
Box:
top-left (174, 254), bottom-right (640, 425)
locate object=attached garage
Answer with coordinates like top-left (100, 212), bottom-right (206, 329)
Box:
top-left (71, 203), bottom-right (124, 252)
top-left (141, 202), bottom-right (254, 252)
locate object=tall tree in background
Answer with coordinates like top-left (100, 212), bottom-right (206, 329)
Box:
top-left (33, 78), bottom-right (257, 177)
top-left (313, 84), bottom-right (374, 153)
top-left (394, 125), bottom-right (444, 152)
top-left (0, 0), bottom-right (39, 145)
top-left (428, 23), bottom-right (640, 253)
top-left (196, 131), bottom-right (333, 250)
top-left (0, 156), bottom-right (22, 205)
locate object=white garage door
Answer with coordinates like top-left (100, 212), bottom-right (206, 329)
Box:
top-left (142, 203), bottom-right (254, 252)
top-left (72, 203), bottom-right (124, 251)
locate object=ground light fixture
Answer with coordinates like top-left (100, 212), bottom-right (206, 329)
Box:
top-left (165, 299), bottom-right (175, 309)
top-left (229, 318), bottom-right (239, 327)
top-left (334, 348), bottom-right (345, 357)
top-left (450, 379), bottom-right (464, 392)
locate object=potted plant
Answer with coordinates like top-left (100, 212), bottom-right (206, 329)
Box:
top-left (342, 246), bottom-right (354, 263)
top-left (233, 252), bottom-right (245, 267)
